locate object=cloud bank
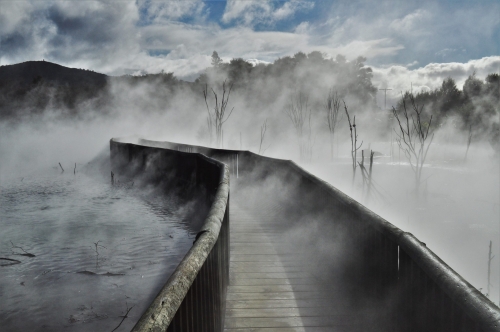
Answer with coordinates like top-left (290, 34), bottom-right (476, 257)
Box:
top-left (372, 56), bottom-right (500, 106)
top-left (0, 0), bottom-right (498, 88)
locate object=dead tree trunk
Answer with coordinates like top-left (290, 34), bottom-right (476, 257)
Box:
top-left (258, 119), bottom-right (269, 155)
top-left (344, 101), bottom-right (362, 185)
top-left (286, 91), bottom-right (313, 162)
top-left (326, 90), bottom-right (342, 160)
top-left (488, 240), bottom-right (494, 297)
top-left (464, 125), bottom-right (473, 162)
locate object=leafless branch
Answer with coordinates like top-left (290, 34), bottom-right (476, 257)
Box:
top-left (464, 124), bottom-right (473, 161)
top-left (203, 80), bottom-right (234, 147)
top-left (326, 89), bottom-right (343, 159)
top-left (111, 302), bottom-right (134, 332)
top-left (392, 93), bottom-right (434, 197)
top-left (344, 100), bottom-right (363, 184)
top-left (286, 91), bottom-right (313, 162)
top-left (93, 240), bottom-right (107, 270)
top-left (10, 241), bottom-right (35, 257)
top-left (258, 119), bottom-right (268, 155)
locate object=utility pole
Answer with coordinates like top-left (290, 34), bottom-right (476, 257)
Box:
top-left (379, 88), bottom-right (392, 110)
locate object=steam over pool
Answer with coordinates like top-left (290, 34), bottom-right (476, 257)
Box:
top-left (0, 170), bottom-right (195, 331)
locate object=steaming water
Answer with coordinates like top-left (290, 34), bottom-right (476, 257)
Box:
top-left (302, 152), bottom-right (500, 305)
top-left (0, 170), bottom-right (195, 331)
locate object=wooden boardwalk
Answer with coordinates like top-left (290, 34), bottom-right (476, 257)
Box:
top-left (224, 201), bottom-right (361, 332)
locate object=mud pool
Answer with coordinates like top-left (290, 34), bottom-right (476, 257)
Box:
top-left (0, 170), bottom-right (196, 331)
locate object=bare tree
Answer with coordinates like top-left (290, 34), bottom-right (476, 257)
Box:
top-left (258, 118), bottom-right (270, 155)
top-left (326, 89), bottom-right (342, 159)
top-left (286, 91), bottom-right (313, 162)
top-left (392, 93), bottom-right (434, 197)
top-left (464, 124), bottom-right (473, 162)
top-left (203, 87), bottom-right (214, 146)
top-left (358, 150), bottom-right (388, 205)
top-left (203, 80), bottom-right (234, 148)
top-left (344, 101), bottom-right (363, 184)
top-left (487, 240), bottom-right (494, 298)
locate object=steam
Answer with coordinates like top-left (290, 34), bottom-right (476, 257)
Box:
top-left (1, 52), bottom-right (499, 309)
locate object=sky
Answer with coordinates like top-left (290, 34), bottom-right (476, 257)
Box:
top-left (0, 0), bottom-right (499, 103)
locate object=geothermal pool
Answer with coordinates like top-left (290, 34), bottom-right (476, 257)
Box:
top-left (0, 170), bottom-right (196, 331)
top-left (302, 152), bottom-right (500, 306)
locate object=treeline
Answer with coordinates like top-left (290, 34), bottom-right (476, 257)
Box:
top-left (196, 51), bottom-right (377, 108)
top-left (397, 74), bottom-right (499, 127)
top-left (0, 53), bottom-right (379, 122)
top-left (394, 73), bottom-right (499, 145)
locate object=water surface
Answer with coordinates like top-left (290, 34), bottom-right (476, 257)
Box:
top-left (0, 170), bottom-right (196, 331)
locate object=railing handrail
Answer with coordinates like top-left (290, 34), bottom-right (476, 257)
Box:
top-left (112, 137), bottom-right (500, 331)
top-left (239, 151), bottom-right (500, 331)
top-left (110, 138), bottom-right (230, 331)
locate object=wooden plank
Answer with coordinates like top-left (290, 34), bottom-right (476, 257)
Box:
top-left (225, 307), bottom-right (303, 319)
top-left (229, 272), bottom-right (310, 280)
top-left (231, 254), bottom-right (298, 261)
top-left (224, 328), bottom-right (350, 332)
top-left (228, 285), bottom-right (296, 293)
top-left (225, 201), bottom-right (358, 331)
top-left (229, 278), bottom-right (315, 286)
top-left (230, 261), bottom-right (304, 268)
top-left (224, 316), bottom-right (357, 329)
top-left (230, 249), bottom-right (279, 253)
top-left (226, 291), bottom-right (331, 301)
top-left (230, 245), bottom-right (278, 251)
top-left (226, 299), bottom-right (336, 309)
top-left (230, 265), bottom-right (305, 273)
top-left (228, 284), bottom-right (337, 293)
top-left (225, 307), bottom-right (347, 318)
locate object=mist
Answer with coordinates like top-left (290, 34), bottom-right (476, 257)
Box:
top-left (0, 50), bottom-right (499, 330)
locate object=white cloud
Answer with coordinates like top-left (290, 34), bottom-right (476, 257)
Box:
top-left (0, 1), bottom-right (32, 35)
top-left (371, 56), bottom-right (500, 106)
top-left (1, 0), bottom-right (498, 87)
top-left (246, 58), bottom-right (271, 67)
top-left (389, 9), bottom-right (431, 37)
top-left (272, 0), bottom-right (314, 21)
top-left (222, 0), bottom-right (313, 26)
top-left (137, 0), bottom-right (205, 23)
top-left (135, 21), bottom-right (408, 79)
top-left (222, 1), bottom-right (270, 25)
top-left (0, 1), bottom-right (140, 71)
top-left (331, 39), bottom-right (404, 60)
top-left (435, 48), bottom-right (466, 59)
top-left (294, 22), bottom-right (310, 34)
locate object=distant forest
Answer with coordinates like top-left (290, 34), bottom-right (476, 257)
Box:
top-left (0, 53), bottom-right (498, 145)
top-left (394, 73), bottom-right (500, 140)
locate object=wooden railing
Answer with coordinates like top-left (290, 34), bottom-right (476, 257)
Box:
top-left (111, 138), bottom-right (500, 332)
top-left (234, 151), bottom-right (500, 332)
top-left (110, 138), bottom-right (229, 332)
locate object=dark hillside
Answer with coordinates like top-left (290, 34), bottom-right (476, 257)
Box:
top-left (0, 61), bottom-right (107, 88)
top-left (0, 61), bottom-right (196, 122)
top-left (0, 61), bottom-right (110, 120)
